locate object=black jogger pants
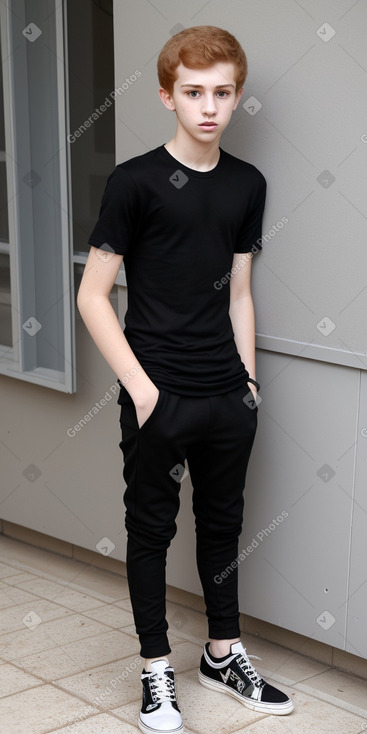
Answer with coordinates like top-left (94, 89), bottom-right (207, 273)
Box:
top-left (117, 379), bottom-right (258, 659)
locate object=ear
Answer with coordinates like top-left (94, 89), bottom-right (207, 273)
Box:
top-left (233, 87), bottom-right (244, 111)
top-left (158, 87), bottom-right (176, 111)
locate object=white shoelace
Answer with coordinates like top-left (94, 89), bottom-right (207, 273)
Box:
top-left (149, 670), bottom-right (176, 704)
top-left (236, 650), bottom-right (264, 687)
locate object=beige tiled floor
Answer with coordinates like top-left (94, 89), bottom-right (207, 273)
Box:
top-left (0, 536), bottom-right (367, 734)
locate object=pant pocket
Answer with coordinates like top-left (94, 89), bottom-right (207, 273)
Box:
top-left (138, 388), bottom-right (166, 431)
top-left (118, 386), bottom-right (167, 432)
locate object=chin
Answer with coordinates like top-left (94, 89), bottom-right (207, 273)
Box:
top-left (195, 129), bottom-right (221, 139)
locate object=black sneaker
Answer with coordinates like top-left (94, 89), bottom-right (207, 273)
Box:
top-left (139, 658), bottom-right (184, 734)
top-left (198, 641), bottom-right (294, 716)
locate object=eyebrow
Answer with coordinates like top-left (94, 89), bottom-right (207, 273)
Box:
top-left (180, 83), bottom-right (235, 89)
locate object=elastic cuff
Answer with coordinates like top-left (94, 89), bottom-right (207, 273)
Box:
top-left (140, 634), bottom-right (172, 660)
top-left (208, 624), bottom-right (241, 640)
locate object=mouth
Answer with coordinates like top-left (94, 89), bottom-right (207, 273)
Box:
top-left (199, 122), bottom-right (218, 127)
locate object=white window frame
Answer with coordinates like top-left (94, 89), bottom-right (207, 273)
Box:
top-left (0, 0), bottom-right (76, 392)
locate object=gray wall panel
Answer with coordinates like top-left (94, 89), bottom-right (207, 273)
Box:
top-left (345, 369), bottom-right (367, 659)
top-left (239, 350), bottom-right (359, 649)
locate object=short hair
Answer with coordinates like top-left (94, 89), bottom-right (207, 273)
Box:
top-left (157, 25), bottom-right (248, 95)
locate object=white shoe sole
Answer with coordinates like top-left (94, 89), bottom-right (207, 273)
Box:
top-left (138, 716), bottom-right (184, 734)
top-left (198, 670), bottom-right (294, 716)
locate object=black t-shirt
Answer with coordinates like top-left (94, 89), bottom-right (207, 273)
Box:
top-left (88, 144), bottom-right (266, 396)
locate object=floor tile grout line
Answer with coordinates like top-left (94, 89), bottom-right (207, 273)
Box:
top-left (292, 680), bottom-right (367, 720)
top-left (0, 546), bottom-right (131, 602)
top-left (0, 609), bottom-right (135, 643)
top-left (1, 599), bottom-right (103, 617)
top-left (0, 609), bottom-right (83, 659)
top-left (0, 599), bottom-right (139, 661)
top-left (5, 643), bottom-right (117, 679)
top-left (1, 652), bottom-right (107, 703)
top-left (0, 658), bottom-right (45, 697)
top-left (229, 715), bottom-right (272, 732)
top-left (0, 613), bottom-right (80, 647)
top-left (251, 663), bottom-right (327, 688)
top-left (1, 562), bottom-right (125, 603)
top-left (291, 663), bottom-right (367, 686)
top-left (3, 651), bottom-right (145, 699)
top-left (52, 678), bottom-right (143, 722)
top-left (0, 540), bottom-right (127, 581)
top-left (1, 591), bottom-right (99, 615)
top-left (42, 708), bottom-right (142, 734)
top-left (282, 666), bottom-right (335, 685)
top-left (0, 666), bottom-right (143, 717)
top-left (0, 623), bottom-right (140, 666)
top-left (0, 684), bottom-right (106, 728)
top-left (1, 581), bottom-right (117, 608)
top-left (0, 594), bottom-right (107, 619)
top-left (6, 635), bottom-right (143, 677)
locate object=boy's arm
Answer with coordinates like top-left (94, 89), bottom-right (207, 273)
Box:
top-left (77, 246), bottom-right (159, 427)
top-left (229, 253), bottom-right (257, 397)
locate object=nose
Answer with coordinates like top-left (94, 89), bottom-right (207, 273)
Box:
top-left (201, 93), bottom-right (217, 116)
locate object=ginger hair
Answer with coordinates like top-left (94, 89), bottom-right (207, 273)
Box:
top-left (157, 25), bottom-right (248, 95)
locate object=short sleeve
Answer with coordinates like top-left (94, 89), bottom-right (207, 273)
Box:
top-left (234, 172), bottom-right (267, 254)
top-left (87, 166), bottom-right (140, 256)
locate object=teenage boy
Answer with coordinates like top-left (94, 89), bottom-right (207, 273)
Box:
top-left (78, 24), bottom-right (293, 734)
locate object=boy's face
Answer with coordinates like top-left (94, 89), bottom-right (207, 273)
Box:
top-left (159, 62), bottom-right (243, 145)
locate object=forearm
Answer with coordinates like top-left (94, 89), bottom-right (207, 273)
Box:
top-left (77, 293), bottom-right (154, 405)
top-left (229, 294), bottom-right (257, 381)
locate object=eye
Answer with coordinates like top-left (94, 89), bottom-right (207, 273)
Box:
top-left (217, 90), bottom-right (230, 97)
top-left (187, 90), bottom-right (200, 98)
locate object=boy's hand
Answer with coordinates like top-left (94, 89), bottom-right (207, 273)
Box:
top-left (134, 385), bottom-right (160, 429)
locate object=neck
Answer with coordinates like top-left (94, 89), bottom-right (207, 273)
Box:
top-left (164, 127), bottom-right (221, 171)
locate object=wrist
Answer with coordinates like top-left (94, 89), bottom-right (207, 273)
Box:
top-left (130, 378), bottom-right (158, 407)
top-left (119, 370), bottom-right (157, 406)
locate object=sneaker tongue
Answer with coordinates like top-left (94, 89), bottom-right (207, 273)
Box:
top-left (150, 659), bottom-right (169, 673)
top-left (230, 641), bottom-right (244, 654)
